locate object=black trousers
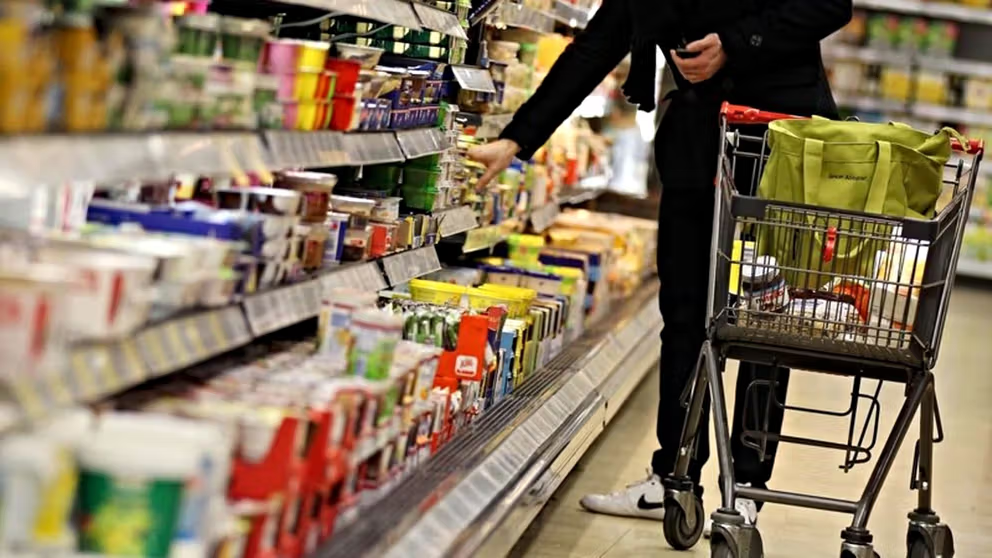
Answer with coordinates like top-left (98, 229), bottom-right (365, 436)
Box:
top-left (649, 96), bottom-right (790, 497)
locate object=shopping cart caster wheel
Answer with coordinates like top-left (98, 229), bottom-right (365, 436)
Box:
top-left (710, 515), bottom-right (763, 558)
top-left (907, 518), bottom-right (955, 558)
top-left (662, 496), bottom-right (705, 550)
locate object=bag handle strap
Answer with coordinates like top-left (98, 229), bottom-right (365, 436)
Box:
top-left (800, 139), bottom-right (892, 261)
top-left (802, 138), bottom-right (891, 213)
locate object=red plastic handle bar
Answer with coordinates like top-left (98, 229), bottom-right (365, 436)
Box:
top-left (721, 102), bottom-right (985, 155)
top-left (721, 102), bottom-right (801, 125)
top-left (951, 137), bottom-right (984, 155)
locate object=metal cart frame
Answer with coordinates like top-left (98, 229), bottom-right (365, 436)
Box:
top-left (660, 103), bottom-right (984, 558)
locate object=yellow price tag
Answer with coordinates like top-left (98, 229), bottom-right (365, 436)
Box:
top-left (208, 312), bottom-right (229, 351)
top-left (141, 330), bottom-right (170, 377)
top-left (164, 322), bottom-right (187, 370)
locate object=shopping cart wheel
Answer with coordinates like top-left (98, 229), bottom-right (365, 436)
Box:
top-left (711, 540), bottom-right (734, 558)
top-left (906, 517), bottom-right (955, 558)
top-left (710, 514), bottom-right (763, 558)
top-left (662, 496), bottom-right (705, 550)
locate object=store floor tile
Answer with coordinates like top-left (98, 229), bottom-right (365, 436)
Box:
top-left (512, 285), bottom-right (992, 557)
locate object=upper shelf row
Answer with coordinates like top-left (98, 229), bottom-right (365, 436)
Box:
top-left (1, 128), bottom-right (451, 188)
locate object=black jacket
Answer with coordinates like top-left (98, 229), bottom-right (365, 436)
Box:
top-left (500, 0), bottom-right (853, 160)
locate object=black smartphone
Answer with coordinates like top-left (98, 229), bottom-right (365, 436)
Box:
top-left (675, 48), bottom-right (700, 59)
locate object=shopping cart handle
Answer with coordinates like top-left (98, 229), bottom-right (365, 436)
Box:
top-left (951, 137), bottom-right (984, 155)
top-left (721, 102), bottom-right (801, 125)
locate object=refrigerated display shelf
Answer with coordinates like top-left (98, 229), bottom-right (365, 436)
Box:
top-left (0, 128), bottom-right (448, 188)
top-left (312, 278), bottom-right (662, 558)
top-left (498, 1), bottom-right (557, 33)
top-left (0, 245), bottom-right (440, 435)
top-left (553, 0), bottom-right (593, 28)
top-left (853, 0), bottom-right (992, 25)
top-left (958, 258), bottom-right (992, 280)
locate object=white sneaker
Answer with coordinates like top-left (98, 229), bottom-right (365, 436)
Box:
top-left (579, 469), bottom-right (667, 520)
top-left (703, 495), bottom-right (758, 538)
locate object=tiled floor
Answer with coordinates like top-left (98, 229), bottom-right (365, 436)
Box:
top-left (512, 284), bottom-right (992, 558)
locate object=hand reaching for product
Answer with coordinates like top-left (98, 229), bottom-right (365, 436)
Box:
top-left (671, 33), bottom-right (727, 84)
top-left (467, 139), bottom-right (521, 189)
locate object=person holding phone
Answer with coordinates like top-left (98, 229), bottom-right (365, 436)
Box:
top-left (468, 0), bottom-right (852, 530)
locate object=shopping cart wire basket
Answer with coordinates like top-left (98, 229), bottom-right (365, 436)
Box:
top-left (661, 103), bottom-right (982, 558)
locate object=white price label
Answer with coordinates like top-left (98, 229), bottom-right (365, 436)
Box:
top-left (383, 246), bottom-right (441, 286)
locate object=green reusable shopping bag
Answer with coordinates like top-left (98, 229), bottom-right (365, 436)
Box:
top-left (756, 118), bottom-right (959, 288)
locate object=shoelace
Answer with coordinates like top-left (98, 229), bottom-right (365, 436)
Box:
top-left (608, 468), bottom-right (659, 496)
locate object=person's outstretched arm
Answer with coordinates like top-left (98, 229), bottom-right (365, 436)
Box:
top-left (470, 0), bottom-right (631, 187)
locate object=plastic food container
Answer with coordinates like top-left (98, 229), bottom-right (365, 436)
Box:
top-left (334, 43), bottom-right (384, 69)
top-left (330, 195), bottom-right (376, 217)
top-left (261, 38), bottom-right (300, 73)
top-left (519, 42), bottom-right (537, 66)
top-left (372, 197), bottom-right (402, 222)
top-left (409, 279), bottom-right (467, 305)
top-left (275, 171), bottom-right (338, 223)
top-left (219, 17), bottom-right (270, 65)
top-left (176, 13), bottom-right (219, 57)
top-left (363, 164), bottom-right (403, 190)
top-left (298, 40), bottom-right (330, 70)
top-left (489, 40), bottom-right (520, 63)
top-left (347, 310), bottom-right (405, 380)
top-left (281, 100), bottom-right (332, 130)
top-left (326, 58), bottom-right (362, 96)
top-left (403, 167), bottom-right (443, 189)
top-left (330, 96), bottom-right (360, 131)
top-left (401, 186), bottom-right (442, 211)
top-left (508, 233), bottom-right (545, 263)
top-left (271, 70), bottom-right (337, 101)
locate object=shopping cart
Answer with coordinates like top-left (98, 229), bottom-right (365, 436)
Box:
top-left (660, 103), bottom-right (983, 558)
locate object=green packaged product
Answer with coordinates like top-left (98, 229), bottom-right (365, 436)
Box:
top-left (176, 13), bottom-right (219, 57)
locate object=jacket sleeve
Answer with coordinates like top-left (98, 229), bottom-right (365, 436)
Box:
top-left (717, 0), bottom-right (852, 72)
top-left (499, 0), bottom-right (631, 160)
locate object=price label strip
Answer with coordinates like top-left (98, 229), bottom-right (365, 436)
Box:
top-left (319, 0), bottom-right (421, 29)
top-left (438, 205), bottom-right (480, 237)
top-left (463, 225), bottom-right (505, 253)
top-left (315, 131), bottom-right (349, 166)
top-left (322, 261), bottom-right (388, 294)
top-left (395, 128), bottom-right (449, 160)
top-left (529, 203), bottom-right (560, 233)
top-left (344, 132), bottom-right (405, 165)
top-left (383, 246), bottom-right (442, 286)
top-left (413, 3), bottom-right (469, 39)
top-left (450, 65), bottom-right (497, 94)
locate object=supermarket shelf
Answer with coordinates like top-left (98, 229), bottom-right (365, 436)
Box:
top-left (552, 0), bottom-right (593, 28)
top-left (0, 128), bottom-right (450, 187)
top-left (821, 43), bottom-right (913, 66)
top-left (822, 43), bottom-right (992, 79)
top-left (529, 202), bottom-right (560, 233)
top-left (912, 103), bottom-right (992, 127)
top-left (285, 0), bottom-right (422, 29)
top-left (456, 111), bottom-right (513, 139)
top-left (436, 204), bottom-right (479, 236)
top-left (833, 93), bottom-right (909, 114)
top-left (314, 279), bottom-right (663, 558)
top-left (394, 127), bottom-right (449, 159)
top-left (499, 1), bottom-right (556, 33)
top-left (411, 2), bottom-right (469, 39)
top-left (853, 0), bottom-right (992, 25)
top-left (958, 258), bottom-right (992, 280)
top-left (0, 245), bottom-right (440, 434)
top-left (0, 132), bottom-right (263, 188)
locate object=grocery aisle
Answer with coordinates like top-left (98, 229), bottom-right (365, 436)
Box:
top-left (511, 284), bottom-right (992, 558)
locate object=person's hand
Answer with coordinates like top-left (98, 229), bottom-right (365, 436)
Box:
top-left (467, 139), bottom-right (520, 189)
top-left (671, 33), bottom-right (727, 84)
